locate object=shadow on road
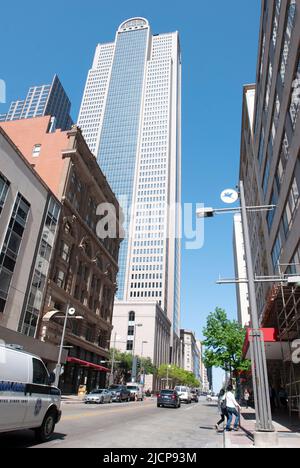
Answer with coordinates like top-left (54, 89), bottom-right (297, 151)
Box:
top-left (199, 426), bottom-right (217, 431)
top-left (0, 431), bottom-right (67, 448)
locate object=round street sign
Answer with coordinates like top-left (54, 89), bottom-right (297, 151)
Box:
top-left (221, 189), bottom-right (239, 204)
top-left (68, 307), bottom-right (76, 316)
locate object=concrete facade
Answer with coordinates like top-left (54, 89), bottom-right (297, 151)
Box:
top-left (0, 126), bottom-right (60, 332)
top-left (240, 0), bottom-right (300, 416)
top-left (180, 329), bottom-right (201, 381)
top-left (233, 213), bottom-right (250, 326)
top-left (111, 301), bottom-right (171, 391)
top-left (0, 126), bottom-right (63, 365)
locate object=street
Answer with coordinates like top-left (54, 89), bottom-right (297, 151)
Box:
top-left (0, 398), bottom-right (224, 449)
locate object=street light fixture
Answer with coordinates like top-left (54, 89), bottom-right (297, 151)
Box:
top-left (198, 180), bottom-right (275, 434)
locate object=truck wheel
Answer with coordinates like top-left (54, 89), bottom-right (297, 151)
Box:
top-left (34, 409), bottom-right (57, 443)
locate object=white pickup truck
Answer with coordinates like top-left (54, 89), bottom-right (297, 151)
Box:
top-left (0, 344), bottom-right (61, 442)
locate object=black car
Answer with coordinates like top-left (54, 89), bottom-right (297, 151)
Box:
top-left (191, 390), bottom-right (199, 403)
top-left (157, 389), bottom-right (181, 408)
top-left (108, 385), bottom-right (131, 402)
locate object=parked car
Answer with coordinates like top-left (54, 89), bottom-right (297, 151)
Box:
top-left (126, 383), bottom-right (144, 401)
top-left (84, 389), bottom-right (112, 404)
top-left (108, 384), bottom-right (131, 402)
top-left (174, 386), bottom-right (192, 404)
top-left (157, 390), bottom-right (181, 408)
top-left (191, 389), bottom-right (199, 403)
top-left (0, 344), bottom-right (61, 442)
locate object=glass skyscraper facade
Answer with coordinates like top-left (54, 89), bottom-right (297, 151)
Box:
top-left (78, 18), bottom-right (181, 342)
top-left (0, 75), bottom-right (73, 130)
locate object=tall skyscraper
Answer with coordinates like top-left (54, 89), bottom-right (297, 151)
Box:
top-left (78, 18), bottom-right (181, 363)
top-left (0, 75), bottom-right (73, 130)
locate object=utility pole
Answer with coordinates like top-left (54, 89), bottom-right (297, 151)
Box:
top-left (239, 181), bottom-right (274, 433)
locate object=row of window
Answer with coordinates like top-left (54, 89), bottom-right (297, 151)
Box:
top-left (0, 192), bottom-right (30, 313)
top-left (271, 158), bottom-right (300, 269)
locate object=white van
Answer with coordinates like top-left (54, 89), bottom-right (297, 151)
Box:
top-left (126, 383), bottom-right (144, 401)
top-left (0, 344), bottom-right (61, 442)
top-left (174, 386), bottom-right (192, 404)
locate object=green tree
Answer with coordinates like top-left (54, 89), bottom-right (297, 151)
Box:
top-left (157, 364), bottom-right (200, 388)
top-left (203, 307), bottom-right (251, 376)
top-left (109, 349), bottom-right (156, 384)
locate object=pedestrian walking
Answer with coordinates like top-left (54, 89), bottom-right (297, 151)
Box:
top-left (244, 389), bottom-right (250, 409)
top-left (215, 389), bottom-right (228, 431)
top-left (225, 385), bottom-right (241, 432)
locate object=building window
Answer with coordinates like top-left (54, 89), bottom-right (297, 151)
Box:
top-left (279, 0), bottom-right (297, 84)
top-left (264, 61), bottom-right (273, 113)
top-left (289, 53), bottom-right (300, 129)
top-left (0, 194), bottom-right (30, 313)
top-left (126, 341), bottom-right (133, 351)
top-left (86, 325), bottom-right (94, 343)
top-left (128, 325), bottom-right (134, 336)
top-left (55, 270), bottom-right (65, 288)
top-left (272, 231), bottom-right (283, 271)
top-left (258, 127), bottom-right (265, 166)
top-left (129, 311), bottom-right (135, 322)
top-left (60, 241), bottom-right (71, 262)
top-left (19, 197), bottom-right (60, 336)
top-left (32, 144), bottom-right (41, 158)
top-left (0, 173), bottom-right (10, 216)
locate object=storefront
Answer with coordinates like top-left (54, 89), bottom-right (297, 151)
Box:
top-left (59, 356), bottom-right (109, 394)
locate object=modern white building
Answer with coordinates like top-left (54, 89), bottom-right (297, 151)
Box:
top-left (78, 18), bottom-right (182, 365)
top-left (233, 213), bottom-right (250, 326)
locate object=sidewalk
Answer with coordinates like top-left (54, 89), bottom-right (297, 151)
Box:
top-left (224, 407), bottom-right (300, 448)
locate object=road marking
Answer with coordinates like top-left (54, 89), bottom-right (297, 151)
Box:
top-left (62, 402), bottom-right (153, 421)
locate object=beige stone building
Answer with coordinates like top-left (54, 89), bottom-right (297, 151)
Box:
top-left (1, 117), bottom-right (122, 393)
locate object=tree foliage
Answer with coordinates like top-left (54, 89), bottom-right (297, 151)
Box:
top-left (157, 364), bottom-right (200, 388)
top-left (109, 349), bottom-right (156, 384)
top-left (202, 307), bottom-right (251, 374)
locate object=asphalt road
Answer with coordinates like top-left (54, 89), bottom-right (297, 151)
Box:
top-left (0, 398), bottom-right (224, 448)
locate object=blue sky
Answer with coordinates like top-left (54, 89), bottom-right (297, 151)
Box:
top-left (1, 0), bottom-right (261, 389)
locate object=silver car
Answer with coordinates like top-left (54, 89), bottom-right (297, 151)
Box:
top-left (84, 389), bottom-right (112, 404)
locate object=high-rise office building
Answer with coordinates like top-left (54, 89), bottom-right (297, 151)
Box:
top-left (0, 75), bottom-right (73, 130)
top-left (78, 18), bottom-right (182, 363)
top-left (240, 0), bottom-right (300, 416)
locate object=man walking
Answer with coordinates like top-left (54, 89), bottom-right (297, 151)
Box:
top-left (225, 385), bottom-right (241, 432)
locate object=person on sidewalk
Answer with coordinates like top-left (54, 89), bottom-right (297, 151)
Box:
top-left (215, 389), bottom-right (228, 431)
top-left (244, 389), bottom-right (250, 409)
top-left (225, 385), bottom-right (241, 432)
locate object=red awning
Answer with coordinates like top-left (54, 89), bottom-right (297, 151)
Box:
top-left (242, 328), bottom-right (292, 361)
top-left (67, 357), bottom-right (110, 372)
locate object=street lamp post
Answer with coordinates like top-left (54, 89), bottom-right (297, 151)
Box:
top-left (140, 340), bottom-right (148, 386)
top-left (197, 180), bottom-right (275, 435)
top-left (110, 332), bottom-right (117, 386)
top-left (166, 365), bottom-right (171, 389)
top-left (131, 323), bottom-right (143, 382)
top-left (53, 304), bottom-right (83, 388)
